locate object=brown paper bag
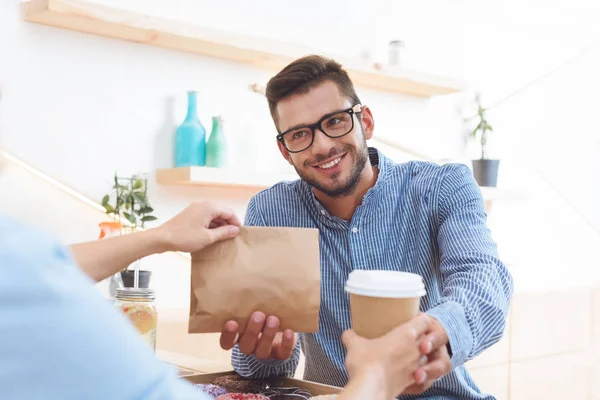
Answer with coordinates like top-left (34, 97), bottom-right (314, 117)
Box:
top-left (189, 226), bottom-right (321, 334)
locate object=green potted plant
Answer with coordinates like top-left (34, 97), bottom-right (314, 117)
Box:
top-left (101, 172), bottom-right (157, 288)
top-left (467, 93), bottom-right (499, 187)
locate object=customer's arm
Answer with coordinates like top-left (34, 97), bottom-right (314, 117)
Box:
top-left (70, 202), bottom-right (240, 282)
top-left (339, 314), bottom-right (431, 400)
top-left (0, 218), bottom-right (209, 400)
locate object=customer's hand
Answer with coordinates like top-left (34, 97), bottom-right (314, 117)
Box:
top-left (220, 312), bottom-right (297, 360)
top-left (402, 317), bottom-right (452, 395)
top-left (342, 314), bottom-right (431, 399)
top-left (155, 202), bottom-right (240, 253)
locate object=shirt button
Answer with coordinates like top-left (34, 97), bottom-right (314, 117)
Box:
top-left (321, 209), bottom-right (326, 215)
top-left (351, 227), bottom-right (358, 233)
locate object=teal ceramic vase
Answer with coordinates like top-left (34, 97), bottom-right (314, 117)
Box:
top-left (205, 116), bottom-right (228, 168)
top-left (174, 91), bottom-right (206, 167)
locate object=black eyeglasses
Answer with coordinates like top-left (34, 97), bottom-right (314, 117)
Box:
top-left (276, 104), bottom-right (362, 153)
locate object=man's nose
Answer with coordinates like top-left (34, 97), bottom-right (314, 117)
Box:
top-left (310, 128), bottom-right (337, 153)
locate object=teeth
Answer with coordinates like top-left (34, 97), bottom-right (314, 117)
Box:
top-left (318, 157), bottom-right (342, 169)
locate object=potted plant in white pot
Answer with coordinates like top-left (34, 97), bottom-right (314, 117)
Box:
top-left (100, 173), bottom-right (157, 288)
top-left (467, 93), bottom-right (499, 187)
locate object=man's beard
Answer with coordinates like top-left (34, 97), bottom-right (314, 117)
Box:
top-left (292, 139), bottom-right (369, 198)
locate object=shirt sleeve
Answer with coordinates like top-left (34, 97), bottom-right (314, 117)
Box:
top-left (0, 219), bottom-right (207, 400)
top-left (426, 164), bottom-right (514, 369)
top-left (231, 197), bottom-right (301, 379)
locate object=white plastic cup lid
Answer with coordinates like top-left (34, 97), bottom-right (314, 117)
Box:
top-left (345, 270), bottom-right (426, 298)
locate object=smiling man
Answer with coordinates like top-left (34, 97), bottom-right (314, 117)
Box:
top-left (221, 55), bottom-right (514, 400)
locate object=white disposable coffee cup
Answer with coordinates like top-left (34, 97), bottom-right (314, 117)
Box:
top-left (345, 270), bottom-right (426, 339)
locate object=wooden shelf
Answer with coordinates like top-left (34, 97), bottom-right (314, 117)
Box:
top-left (22, 0), bottom-right (467, 97)
top-left (156, 167), bottom-right (297, 191)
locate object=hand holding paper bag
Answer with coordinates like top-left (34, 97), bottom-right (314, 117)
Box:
top-left (221, 312), bottom-right (298, 360)
top-left (189, 226), bottom-right (321, 341)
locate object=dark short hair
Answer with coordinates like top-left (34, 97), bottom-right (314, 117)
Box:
top-left (265, 55), bottom-right (361, 127)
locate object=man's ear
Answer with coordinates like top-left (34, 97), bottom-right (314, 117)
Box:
top-left (277, 140), bottom-right (293, 165)
top-left (359, 105), bottom-right (375, 140)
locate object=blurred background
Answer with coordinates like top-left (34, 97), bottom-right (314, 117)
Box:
top-left (1, 1), bottom-right (599, 398)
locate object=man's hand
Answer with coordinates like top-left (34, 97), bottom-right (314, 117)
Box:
top-left (155, 202), bottom-right (241, 253)
top-left (341, 314), bottom-right (431, 399)
top-left (220, 311), bottom-right (297, 361)
top-left (403, 317), bottom-right (452, 395)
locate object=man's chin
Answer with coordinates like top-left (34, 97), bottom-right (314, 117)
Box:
top-left (295, 168), bottom-right (356, 197)
top-left (310, 178), bottom-right (358, 198)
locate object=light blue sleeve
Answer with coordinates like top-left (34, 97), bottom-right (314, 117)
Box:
top-left (0, 217), bottom-right (209, 400)
top-left (426, 165), bottom-right (514, 368)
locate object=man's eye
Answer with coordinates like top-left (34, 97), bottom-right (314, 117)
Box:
top-left (327, 118), bottom-right (342, 126)
top-left (291, 131), bottom-right (308, 140)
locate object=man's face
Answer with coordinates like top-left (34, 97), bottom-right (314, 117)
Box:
top-left (275, 81), bottom-right (375, 197)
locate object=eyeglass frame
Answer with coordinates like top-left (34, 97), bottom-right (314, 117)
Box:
top-left (276, 104), bottom-right (363, 153)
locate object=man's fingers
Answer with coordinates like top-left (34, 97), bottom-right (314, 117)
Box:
top-left (238, 312), bottom-right (266, 354)
top-left (414, 367), bottom-right (428, 385)
top-left (220, 320), bottom-right (239, 350)
top-left (422, 347), bottom-right (452, 380)
top-left (254, 316), bottom-right (280, 359)
top-left (274, 329), bottom-right (296, 360)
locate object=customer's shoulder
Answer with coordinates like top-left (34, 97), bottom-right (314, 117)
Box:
top-left (0, 216), bottom-right (69, 262)
top-left (0, 216), bottom-right (43, 246)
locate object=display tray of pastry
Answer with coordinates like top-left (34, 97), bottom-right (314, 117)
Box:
top-left (260, 386), bottom-right (312, 399)
top-left (216, 394), bottom-right (270, 400)
top-left (193, 383), bottom-right (228, 399)
top-left (212, 374), bottom-right (266, 394)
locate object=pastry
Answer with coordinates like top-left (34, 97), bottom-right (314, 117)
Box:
top-left (193, 383), bottom-right (228, 399)
top-left (260, 386), bottom-right (312, 399)
top-left (216, 394), bottom-right (270, 400)
top-left (213, 374), bottom-right (265, 394)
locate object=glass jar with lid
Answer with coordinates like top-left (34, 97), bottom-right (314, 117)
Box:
top-left (115, 287), bottom-right (157, 351)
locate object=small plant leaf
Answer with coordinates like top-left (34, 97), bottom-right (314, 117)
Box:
top-left (103, 204), bottom-right (115, 214)
top-left (101, 195), bottom-right (109, 206)
top-left (123, 212), bottom-right (137, 225)
top-left (133, 179), bottom-right (144, 190)
top-left (141, 215), bottom-right (157, 222)
top-left (132, 192), bottom-right (146, 205)
top-left (139, 206), bottom-right (154, 214)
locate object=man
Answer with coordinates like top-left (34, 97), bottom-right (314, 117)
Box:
top-left (222, 55), bottom-right (514, 399)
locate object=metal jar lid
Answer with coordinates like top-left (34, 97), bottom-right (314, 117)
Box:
top-left (116, 287), bottom-right (155, 300)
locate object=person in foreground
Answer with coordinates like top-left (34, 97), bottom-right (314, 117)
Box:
top-left (224, 55), bottom-right (514, 399)
top-left (0, 194), bottom-right (432, 399)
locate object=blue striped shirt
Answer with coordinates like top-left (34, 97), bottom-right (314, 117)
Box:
top-left (232, 148), bottom-right (513, 400)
